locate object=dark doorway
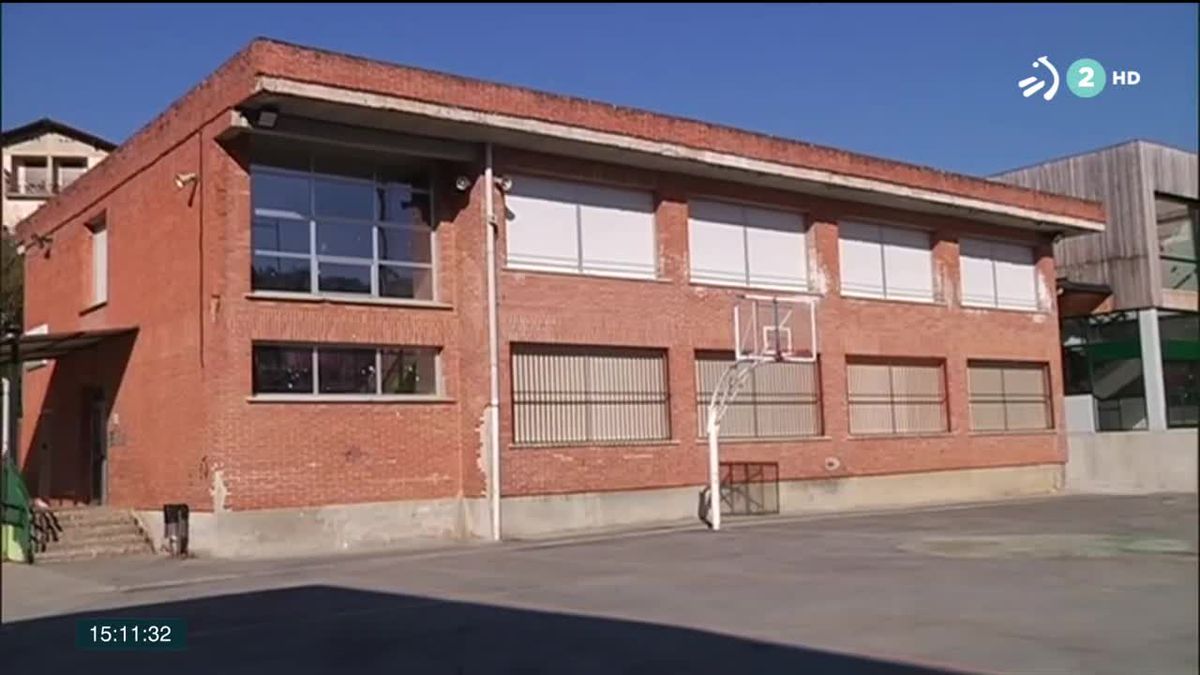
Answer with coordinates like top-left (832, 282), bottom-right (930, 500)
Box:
top-left (84, 388), bottom-right (107, 504)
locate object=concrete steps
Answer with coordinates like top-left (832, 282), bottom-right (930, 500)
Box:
top-left (35, 507), bottom-right (155, 563)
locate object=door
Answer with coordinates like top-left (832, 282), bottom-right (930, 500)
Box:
top-left (86, 389), bottom-right (107, 505)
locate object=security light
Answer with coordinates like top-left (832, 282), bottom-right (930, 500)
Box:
top-left (454, 176), bottom-right (472, 192)
top-left (253, 107), bottom-right (279, 129)
top-left (494, 175), bottom-right (513, 193)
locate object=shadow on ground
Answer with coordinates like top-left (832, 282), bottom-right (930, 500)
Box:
top-left (0, 585), bottom-right (966, 674)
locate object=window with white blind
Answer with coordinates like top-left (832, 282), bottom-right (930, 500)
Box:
top-left (839, 222), bottom-right (935, 302)
top-left (960, 238), bottom-right (1039, 310)
top-left (688, 200), bottom-right (809, 291)
top-left (504, 176), bottom-right (657, 279)
top-left (88, 216), bottom-right (108, 306)
top-left (512, 345), bottom-right (670, 445)
top-left (969, 362), bottom-right (1052, 431)
top-left (695, 353), bottom-right (822, 438)
top-left (847, 359), bottom-right (947, 435)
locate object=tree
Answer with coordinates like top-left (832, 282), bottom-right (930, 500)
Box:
top-left (0, 229), bottom-right (20, 332)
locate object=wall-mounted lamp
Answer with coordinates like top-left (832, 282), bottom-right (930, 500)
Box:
top-left (251, 107), bottom-right (279, 130)
top-left (174, 172), bottom-right (199, 190)
top-left (454, 176), bottom-right (473, 193)
top-left (23, 233), bottom-right (53, 258)
top-left (493, 175), bottom-right (513, 193)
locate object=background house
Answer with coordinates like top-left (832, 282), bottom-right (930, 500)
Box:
top-left (2, 118), bottom-right (114, 232)
top-left (994, 141), bottom-right (1198, 492)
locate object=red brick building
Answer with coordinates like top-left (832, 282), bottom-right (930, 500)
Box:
top-left (13, 39), bottom-right (1105, 556)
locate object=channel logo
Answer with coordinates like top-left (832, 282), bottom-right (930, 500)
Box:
top-left (1019, 57), bottom-right (1141, 101)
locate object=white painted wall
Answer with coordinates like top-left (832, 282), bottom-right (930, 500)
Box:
top-left (2, 131), bottom-right (109, 232)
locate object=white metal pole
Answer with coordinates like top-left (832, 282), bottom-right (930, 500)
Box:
top-left (484, 144), bottom-right (502, 541)
top-left (706, 420), bottom-right (721, 531)
top-left (1, 377), bottom-right (9, 458)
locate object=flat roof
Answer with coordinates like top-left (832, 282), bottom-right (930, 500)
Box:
top-left (16, 38), bottom-right (1105, 242)
top-left (0, 327), bottom-right (135, 365)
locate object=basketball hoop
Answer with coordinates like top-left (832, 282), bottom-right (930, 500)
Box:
top-left (705, 295), bottom-right (818, 532)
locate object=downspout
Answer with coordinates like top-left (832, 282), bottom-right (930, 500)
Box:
top-left (484, 143), bottom-right (502, 541)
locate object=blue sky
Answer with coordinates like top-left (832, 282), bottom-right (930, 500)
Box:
top-left (2, 3), bottom-right (1195, 175)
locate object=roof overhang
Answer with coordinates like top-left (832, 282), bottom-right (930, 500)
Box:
top-left (0, 327), bottom-right (136, 365)
top-left (224, 75), bottom-right (1105, 236)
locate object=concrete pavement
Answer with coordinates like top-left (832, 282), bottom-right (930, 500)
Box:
top-left (2, 493), bottom-right (1196, 674)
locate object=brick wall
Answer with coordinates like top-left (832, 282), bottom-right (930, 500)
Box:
top-left (17, 39), bottom-right (1081, 515)
top-left (493, 149), bottom-right (1065, 498)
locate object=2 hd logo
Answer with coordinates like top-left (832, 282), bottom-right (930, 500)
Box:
top-left (1019, 56), bottom-right (1140, 101)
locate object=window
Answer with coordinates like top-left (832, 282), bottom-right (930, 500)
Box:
top-left (88, 216), bottom-right (108, 306)
top-left (1155, 195), bottom-right (1198, 293)
top-left (512, 345), bottom-right (669, 445)
top-left (1160, 310), bottom-right (1199, 428)
top-left (250, 145), bottom-right (434, 300)
top-left (504, 176), bottom-right (656, 279)
top-left (839, 222), bottom-right (934, 302)
top-left (9, 157), bottom-right (49, 195)
top-left (968, 362), bottom-right (1052, 431)
top-left (689, 200), bottom-right (808, 291)
top-left (960, 238), bottom-right (1039, 310)
top-left (53, 157), bottom-right (88, 191)
top-left (695, 353), bottom-right (821, 438)
top-left (847, 359), bottom-right (947, 435)
top-left (1063, 311), bottom-right (1148, 432)
top-left (252, 344), bottom-right (439, 397)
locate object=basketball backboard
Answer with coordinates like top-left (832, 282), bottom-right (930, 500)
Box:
top-left (733, 295), bottom-right (817, 363)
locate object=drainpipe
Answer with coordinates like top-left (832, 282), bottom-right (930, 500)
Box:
top-left (484, 143), bottom-right (502, 541)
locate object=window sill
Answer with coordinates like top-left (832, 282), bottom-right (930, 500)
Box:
top-left (968, 429), bottom-right (1057, 437)
top-left (79, 300), bottom-right (107, 316)
top-left (502, 265), bottom-right (668, 284)
top-left (695, 435), bottom-right (830, 444)
top-left (846, 431), bottom-right (953, 440)
top-left (510, 439), bottom-right (680, 450)
top-left (689, 280), bottom-right (820, 296)
top-left (960, 302), bottom-right (1043, 315)
top-left (246, 394), bottom-right (454, 404)
top-left (245, 291), bottom-right (452, 310)
top-left (841, 291), bottom-right (941, 307)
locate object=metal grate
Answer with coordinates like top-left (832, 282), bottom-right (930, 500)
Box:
top-left (720, 462), bottom-right (780, 516)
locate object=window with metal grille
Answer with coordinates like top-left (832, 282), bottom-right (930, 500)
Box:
top-left (695, 353), bottom-right (821, 438)
top-left (512, 345), bottom-right (670, 445)
top-left (969, 362), bottom-right (1052, 431)
top-left (847, 359), bottom-right (947, 435)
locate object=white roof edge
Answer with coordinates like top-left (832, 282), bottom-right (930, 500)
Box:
top-left (254, 76), bottom-right (1104, 234)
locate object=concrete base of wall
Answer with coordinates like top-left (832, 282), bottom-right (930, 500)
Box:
top-left (133, 464), bottom-right (1066, 558)
top-left (1065, 429), bottom-right (1199, 494)
top-left (136, 497), bottom-right (490, 559)
top-left (501, 463), bottom-right (1064, 539)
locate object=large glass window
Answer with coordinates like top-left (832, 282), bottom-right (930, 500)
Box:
top-left (505, 176), bottom-right (657, 280)
top-left (252, 344), bottom-right (439, 398)
top-left (250, 144), bottom-right (435, 300)
top-left (960, 238), bottom-right (1039, 311)
top-left (1156, 195), bottom-right (1199, 293)
top-left (511, 345), bottom-right (670, 445)
top-left (695, 353), bottom-right (822, 438)
top-left (846, 359), bottom-right (947, 435)
top-left (689, 200), bottom-right (809, 291)
top-left (1061, 311), bottom-right (1148, 431)
top-left (1160, 310), bottom-right (1199, 428)
top-left (839, 222), bottom-right (935, 302)
top-left (968, 362), bottom-right (1052, 431)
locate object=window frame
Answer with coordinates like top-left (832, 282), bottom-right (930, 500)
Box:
top-left (967, 360), bottom-right (1054, 433)
top-left (511, 344), bottom-right (672, 447)
top-left (250, 342), bottom-right (443, 401)
top-left (687, 198), bottom-right (812, 293)
top-left (694, 351), bottom-right (824, 439)
top-left (838, 220), bottom-right (937, 304)
top-left (846, 358), bottom-right (949, 436)
top-left (250, 156), bottom-right (437, 302)
top-left (959, 236), bottom-right (1041, 312)
top-left (502, 174), bottom-right (659, 281)
top-left (87, 214), bottom-right (108, 308)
